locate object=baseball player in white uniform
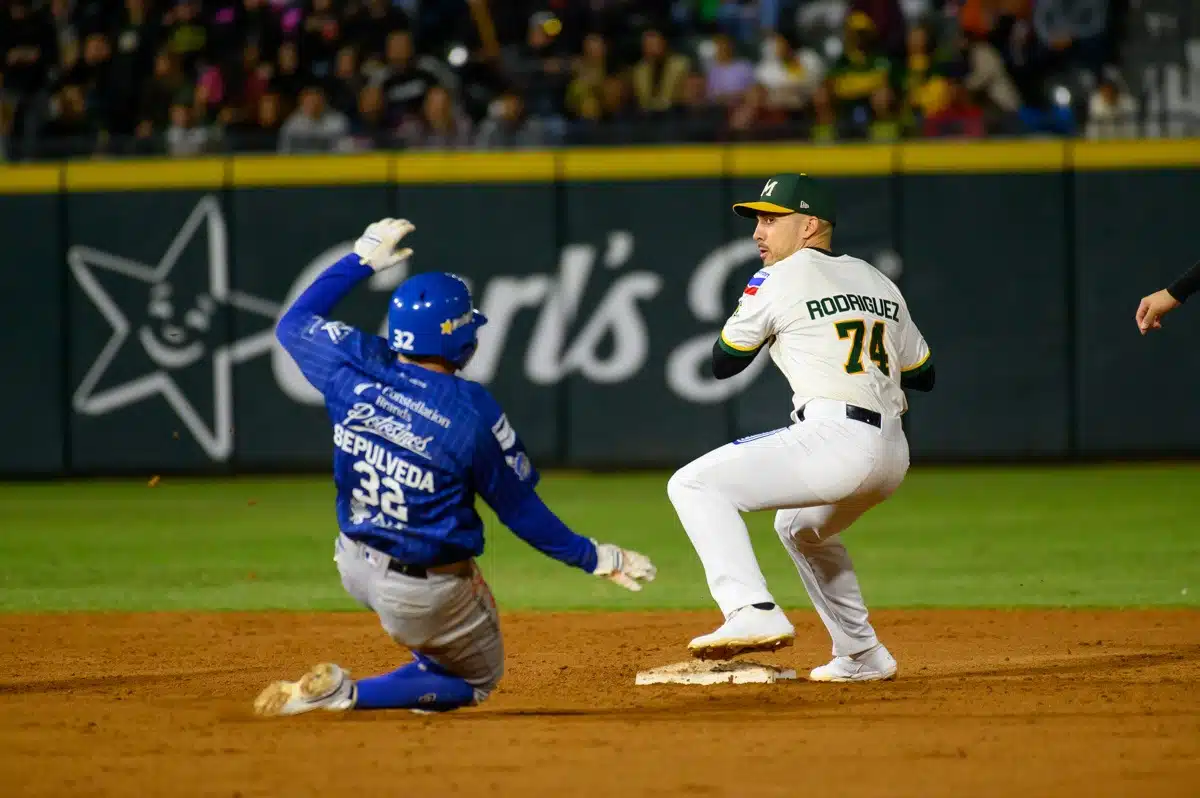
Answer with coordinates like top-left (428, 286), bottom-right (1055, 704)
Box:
top-left (667, 173), bottom-right (935, 682)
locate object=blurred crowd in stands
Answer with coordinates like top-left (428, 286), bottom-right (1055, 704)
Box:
top-left (0, 0), bottom-right (1152, 160)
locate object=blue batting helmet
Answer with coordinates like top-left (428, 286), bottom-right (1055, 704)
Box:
top-left (387, 272), bottom-right (488, 369)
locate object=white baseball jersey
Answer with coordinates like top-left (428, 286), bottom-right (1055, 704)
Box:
top-left (720, 248), bottom-right (930, 418)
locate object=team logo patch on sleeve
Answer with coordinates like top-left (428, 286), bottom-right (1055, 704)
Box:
top-left (302, 318), bottom-right (352, 342)
top-left (505, 452), bottom-right (533, 481)
top-left (743, 271), bottom-right (769, 296)
top-left (322, 321), bottom-right (353, 342)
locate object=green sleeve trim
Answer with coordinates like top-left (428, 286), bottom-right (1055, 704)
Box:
top-left (718, 333), bottom-right (761, 358)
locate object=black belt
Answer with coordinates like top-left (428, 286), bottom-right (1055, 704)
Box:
top-left (387, 561), bottom-right (429, 579)
top-left (386, 557), bottom-right (472, 579)
top-left (798, 403), bottom-right (882, 428)
top-left (353, 536), bottom-right (470, 579)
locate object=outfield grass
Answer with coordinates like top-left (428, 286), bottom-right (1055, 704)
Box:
top-left (0, 465), bottom-right (1197, 612)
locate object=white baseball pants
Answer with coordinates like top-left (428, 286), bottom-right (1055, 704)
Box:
top-left (667, 398), bottom-right (910, 657)
top-left (334, 533), bottom-right (505, 692)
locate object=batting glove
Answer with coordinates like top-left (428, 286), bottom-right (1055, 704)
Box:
top-left (592, 541), bottom-right (657, 592)
top-left (354, 218), bottom-right (414, 272)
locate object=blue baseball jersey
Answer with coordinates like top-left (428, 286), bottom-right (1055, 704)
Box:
top-left (276, 254), bottom-right (596, 572)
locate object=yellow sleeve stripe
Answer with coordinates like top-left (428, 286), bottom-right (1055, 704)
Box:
top-left (719, 331), bottom-right (762, 354)
top-left (901, 350), bottom-right (932, 373)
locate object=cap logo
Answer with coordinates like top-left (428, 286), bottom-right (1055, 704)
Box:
top-left (761, 179), bottom-right (778, 197)
top-left (799, 201), bottom-right (810, 209)
top-left (440, 310), bottom-right (473, 335)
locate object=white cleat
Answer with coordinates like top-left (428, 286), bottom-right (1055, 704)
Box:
top-left (254, 663), bottom-right (357, 717)
top-left (808, 644), bottom-right (897, 682)
top-left (688, 605), bottom-right (795, 661)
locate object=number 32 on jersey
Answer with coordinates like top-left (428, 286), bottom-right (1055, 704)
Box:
top-left (352, 461), bottom-right (408, 523)
top-left (835, 320), bottom-right (890, 376)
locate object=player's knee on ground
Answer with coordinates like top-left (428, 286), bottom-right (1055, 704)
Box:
top-left (419, 642), bottom-right (505, 701)
top-left (469, 667), bottom-right (503, 705)
top-left (471, 657), bottom-right (504, 698)
top-left (441, 654), bottom-right (503, 706)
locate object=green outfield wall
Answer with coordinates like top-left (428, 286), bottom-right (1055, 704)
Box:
top-left (2, 140), bottom-right (1197, 474)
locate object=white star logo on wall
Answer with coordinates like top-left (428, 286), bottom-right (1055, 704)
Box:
top-left (68, 195), bottom-right (281, 461)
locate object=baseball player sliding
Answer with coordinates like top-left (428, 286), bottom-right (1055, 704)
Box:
top-left (668, 174), bottom-right (935, 682)
top-left (255, 218), bottom-right (655, 717)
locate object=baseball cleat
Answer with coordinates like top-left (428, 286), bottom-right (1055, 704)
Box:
top-left (808, 644), bottom-right (897, 682)
top-left (688, 605), bottom-right (795, 661)
top-left (254, 663), bottom-right (357, 717)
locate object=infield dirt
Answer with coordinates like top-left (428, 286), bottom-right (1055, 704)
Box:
top-left (2, 609), bottom-right (1197, 797)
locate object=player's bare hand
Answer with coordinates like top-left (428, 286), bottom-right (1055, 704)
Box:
top-left (354, 218), bottom-right (415, 272)
top-left (1136, 289), bottom-right (1181, 335)
top-left (592, 542), bottom-right (656, 592)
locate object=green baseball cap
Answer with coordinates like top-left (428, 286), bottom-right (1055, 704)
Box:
top-left (733, 173), bottom-right (837, 225)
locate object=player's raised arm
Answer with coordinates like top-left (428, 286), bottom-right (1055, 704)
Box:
top-left (1137, 260), bottom-right (1200, 334)
top-left (468, 390), bottom-right (656, 592)
top-left (275, 219), bottom-right (413, 393)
